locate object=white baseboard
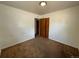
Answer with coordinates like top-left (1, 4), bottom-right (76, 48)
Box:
top-left (0, 49), bottom-right (1, 56)
top-left (1, 36), bottom-right (34, 49)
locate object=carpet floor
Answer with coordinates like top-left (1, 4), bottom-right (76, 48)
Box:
top-left (1, 37), bottom-right (67, 58)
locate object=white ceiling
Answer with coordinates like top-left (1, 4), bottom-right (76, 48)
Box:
top-left (0, 1), bottom-right (79, 15)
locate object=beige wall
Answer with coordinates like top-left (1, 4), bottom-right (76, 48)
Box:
top-left (0, 3), bottom-right (79, 50)
top-left (41, 6), bottom-right (79, 49)
top-left (0, 4), bottom-right (39, 49)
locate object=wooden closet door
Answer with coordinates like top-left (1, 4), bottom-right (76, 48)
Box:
top-left (39, 18), bottom-right (49, 38)
top-left (45, 18), bottom-right (49, 38)
top-left (39, 18), bottom-right (46, 37)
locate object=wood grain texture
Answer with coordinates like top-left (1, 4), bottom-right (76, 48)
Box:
top-left (1, 37), bottom-right (79, 58)
top-left (39, 18), bottom-right (49, 38)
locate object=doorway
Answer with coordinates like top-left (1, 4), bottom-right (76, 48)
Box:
top-left (35, 18), bottom-right (49, 38)
top-left (35, 18), bottom-right (39, 37)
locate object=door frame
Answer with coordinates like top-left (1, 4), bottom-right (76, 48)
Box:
top-left (35, 18), bottom-right (49, 38)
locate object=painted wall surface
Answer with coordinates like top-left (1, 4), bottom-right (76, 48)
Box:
top-left (0, 4), bottom-right (39, 49)
top-left (0, 3), bottom-right (79, 50)
top-left (41, 6), bottom-right (79, 49)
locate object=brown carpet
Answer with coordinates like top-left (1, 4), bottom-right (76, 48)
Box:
top-left (0, 37), bottom-right (76, 58)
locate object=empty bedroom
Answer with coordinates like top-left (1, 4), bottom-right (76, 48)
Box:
top-left (0, 0), bottom-right (79, 58)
